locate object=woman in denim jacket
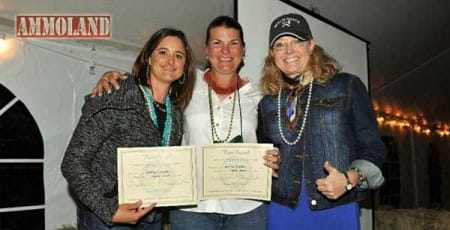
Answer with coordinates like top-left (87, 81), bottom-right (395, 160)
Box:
top-left (257, 13), bottom-right (386, 230)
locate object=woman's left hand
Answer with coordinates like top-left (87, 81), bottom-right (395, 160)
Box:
top-left (112, 200), bottom-right (156, 224)
top-left (263, 148), bottom-right (281, 178)
top-left (315, 161), bottom-right (347, 200)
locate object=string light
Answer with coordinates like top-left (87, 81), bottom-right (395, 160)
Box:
top-left (376, 111), bottom-right (449, 138)
top-left (0, 33), bottom-right (8, 52)
top-left (373, 100), bottom-right (449, 138)
top-left (0, 33), bottom-right (18, 60)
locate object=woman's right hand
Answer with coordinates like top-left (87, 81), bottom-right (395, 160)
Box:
top-left (112, 200), bottom-right (156, 224)
top-left (264, 148), bottom-right (281, 178)
top-left (90, 71), bottom-right (128, 97)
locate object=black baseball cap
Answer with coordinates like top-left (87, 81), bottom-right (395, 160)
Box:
top-left (269, 13), bottom-right (313, 47)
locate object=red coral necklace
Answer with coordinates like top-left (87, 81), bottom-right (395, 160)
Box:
top-left (203, 70), bottom-right (244, 95)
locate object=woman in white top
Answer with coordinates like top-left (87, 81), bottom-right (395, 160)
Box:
top-left (91, 16), bottom-right (280, 230)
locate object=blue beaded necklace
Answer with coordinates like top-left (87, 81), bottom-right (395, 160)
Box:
top-left (139, 85), bottom-right (172, 146)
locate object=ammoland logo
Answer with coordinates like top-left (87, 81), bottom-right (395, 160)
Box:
top-left (15, 14), bottom-right (111, 38)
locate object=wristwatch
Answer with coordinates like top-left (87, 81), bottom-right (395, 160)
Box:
top-left (343, 171), bottom-right (353, 191)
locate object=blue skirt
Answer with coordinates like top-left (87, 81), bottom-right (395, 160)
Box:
top-left (268, 181), bottom-right (360, 230)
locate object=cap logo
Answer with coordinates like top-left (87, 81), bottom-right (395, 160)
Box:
top-left (274, 17), bottom-right (301, 29)
top-left (281, 18), bottom-right (292, 28)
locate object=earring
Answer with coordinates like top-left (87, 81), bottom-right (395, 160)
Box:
top-left (146, 57), bottom-right (152, 78)
top-left (178, 73), bottom-right (186, 85)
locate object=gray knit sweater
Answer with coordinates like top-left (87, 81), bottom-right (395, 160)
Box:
top-left (61, 76), bottom-right (183, 226)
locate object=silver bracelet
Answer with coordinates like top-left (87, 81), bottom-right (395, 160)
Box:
top-left (351, 167), bottom-right (365, 188)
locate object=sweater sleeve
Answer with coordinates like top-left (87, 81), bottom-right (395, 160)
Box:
top-left (61, 108), bottom-right (119, 226)
top-left (350, 159), bottom-right (385, 189)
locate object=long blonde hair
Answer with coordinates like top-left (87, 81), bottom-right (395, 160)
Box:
top-left (260, 44), bottom-right (341, 95)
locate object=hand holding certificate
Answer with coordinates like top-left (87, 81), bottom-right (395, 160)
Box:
top-left (200, 143), bottom-right (273, 201)
top-left (117, 146), bottom-right (197, 207)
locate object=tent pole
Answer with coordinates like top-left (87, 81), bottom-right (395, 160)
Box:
top-left (409, 127), bottom-right (419, 207)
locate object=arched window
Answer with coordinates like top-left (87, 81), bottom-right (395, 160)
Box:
top-left (0, 84), bottom-right (45, 229)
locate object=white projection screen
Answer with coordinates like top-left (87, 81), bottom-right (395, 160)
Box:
top-left (237, 0), bottom-right (372, 229)
top-left (237, 0), bottom-right (369, 88)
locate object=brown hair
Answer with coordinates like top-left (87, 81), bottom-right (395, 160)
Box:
top-left (132, 28), bottom-right (196, 110)
top-left (260, 44), bottom-right (341, 95)
top-left (204, 15), bottom-right (246, 72)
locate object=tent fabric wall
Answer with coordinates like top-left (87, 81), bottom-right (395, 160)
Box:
top-left (373, 49), bottom-right (450, 209)
top-left (0, 38), bottom-right (135, 229)
top-left (376, 127), bottom-right (450, 208)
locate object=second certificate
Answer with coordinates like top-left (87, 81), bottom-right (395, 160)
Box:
top-left (201, 143), bottom-right (273, 201)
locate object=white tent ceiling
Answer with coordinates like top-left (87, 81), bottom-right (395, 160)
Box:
top-left (0, 0), bottom-right (234, 64)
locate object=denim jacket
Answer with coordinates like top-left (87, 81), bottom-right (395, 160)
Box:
top-left (257, 73), bottom-right (386, 210)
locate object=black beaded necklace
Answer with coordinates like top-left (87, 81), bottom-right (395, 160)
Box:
top-left (207, 77), bottom-right (243, 144)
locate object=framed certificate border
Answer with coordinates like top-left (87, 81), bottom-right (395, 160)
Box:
top-left (117, 146), bottom-right (197, 207)
top-left (200, 143), bottom-right (273, 201)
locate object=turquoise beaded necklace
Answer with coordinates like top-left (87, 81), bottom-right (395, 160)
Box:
top-left (139, 85), bottom-right (172, 146)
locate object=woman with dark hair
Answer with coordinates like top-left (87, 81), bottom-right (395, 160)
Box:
top-left (90, 16), bottom-right (280, 230)
top-left (61, 27), bottom-right (196, 230)
top-left (257, 13), bottom-right (386, 229)
top-left (168, 15), bottom-right (272, 230)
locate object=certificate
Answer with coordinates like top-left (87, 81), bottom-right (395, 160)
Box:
top-left (117, 146), bottom-right (197, 207)
top-left (200, 143), bottom-right (273, 201)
